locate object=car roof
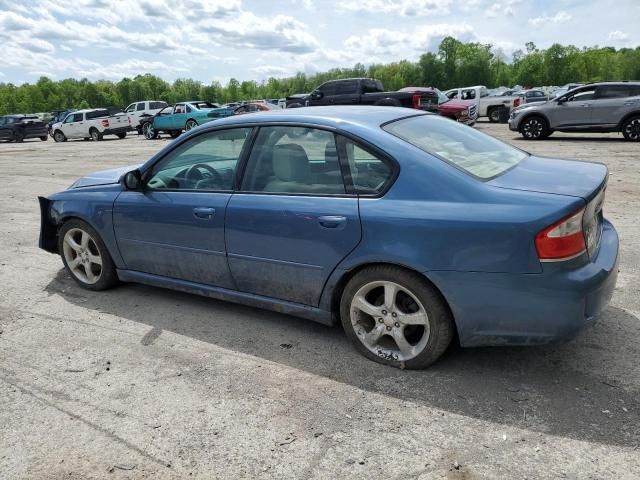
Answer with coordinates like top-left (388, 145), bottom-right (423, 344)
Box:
top-left (204, 106), bottom-right (424, 130)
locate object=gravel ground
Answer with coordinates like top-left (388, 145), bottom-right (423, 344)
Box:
top-left (1, 123), bottom-right (639, 479)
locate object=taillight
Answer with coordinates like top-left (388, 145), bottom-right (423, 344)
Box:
top-left (535, 208), bottom-right (586, 261)
top-left (513, 98), bottom-right (521, 108)
top-left (412, 94), bottom-right (421, 109)
top-left (101, 119), bottom-right (109, 128)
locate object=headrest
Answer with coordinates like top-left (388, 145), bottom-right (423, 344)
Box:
top-left (273, 143), bottom-right (310, 182)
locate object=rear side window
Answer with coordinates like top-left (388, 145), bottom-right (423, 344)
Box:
top-left (383, 115), bottom-right (527, 180)
top-left (335, 81), bottom-right (358, 95)
top-left (597, 85), bottom-right (635, 99)
top-left (136, 103), bottom-right (146, 111)
top-left (318, 82), bottom-right (337, 96)
top-left (150, 101), bottom-right (167, 109)
top-left (339, 136), bottom-right (393, 194)
top-left (241, 126), bottom-right (346, 195)
top-left (86, 110), bottom-right (108, 120)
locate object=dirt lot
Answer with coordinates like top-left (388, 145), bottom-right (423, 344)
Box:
top-left (1, 123), bottom-right (639, 479)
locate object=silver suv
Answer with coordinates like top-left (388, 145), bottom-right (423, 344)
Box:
top-left (509, 82), bottom-right (640, 141)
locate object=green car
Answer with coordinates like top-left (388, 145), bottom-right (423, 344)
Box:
top-left (142, 101), bottom-right (235, 139)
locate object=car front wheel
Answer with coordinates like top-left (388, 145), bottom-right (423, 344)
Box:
top-left (53, 131), bottom-right (66, 142)
top-left (58, 219), bottom-right (118, 291)
top-left (520, 116), bottom-right (550, 140)
top-left (142, 122), bottom-right (157, 139)
top-left (622, 116), bottom-right (640, 141)
top-left (340, 266), bottom-right (454, 369)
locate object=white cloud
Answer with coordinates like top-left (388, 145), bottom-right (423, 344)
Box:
top-left (339, 0), bottom-right (452, 16)
top-left (528, 11), bottom-right (572, 27)
top-left (609, 30), bottom-right (629, 42)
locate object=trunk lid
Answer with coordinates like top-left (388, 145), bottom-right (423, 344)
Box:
top-left (488, 155), bottom-right (607, 202)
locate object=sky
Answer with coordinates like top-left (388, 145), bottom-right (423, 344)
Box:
top-left (0, 0), bottom-right (638, 85)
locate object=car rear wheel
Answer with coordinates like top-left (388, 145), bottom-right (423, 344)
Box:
top-left (142, 122), bottom-right (157, 139)
top-left (488, 107), bottom-right (504, 123)
top-left (58, 219), bottom-right (118, 291)
top-left (90, 128), bottom-right (103, 141)
top-left (53, 130), bottom-right (66, 142)
top-left (185, 119), bottom-right (198, 131)
top-left (520, 116), bottom-right (550, 140)
top-left (116, 132), bottom-right (127, 139)
top-left (622, 116), bottom-right (640, 142)
top-left (340, 266), bottom-right (454, 369)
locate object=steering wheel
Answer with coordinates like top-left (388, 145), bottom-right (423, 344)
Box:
top-left (186, 163), bottom-right (224, 188)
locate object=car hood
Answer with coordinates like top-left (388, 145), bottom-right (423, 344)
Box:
top-left (488, 155), bottom-right (607, 201)
top-left (441, 99), bottom-right (475, 109)
top-left (70, 164), bottom-right (140, 188)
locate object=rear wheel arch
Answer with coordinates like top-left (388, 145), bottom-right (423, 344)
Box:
top-left (617, 111), bottom-right (640, 130)
top-left (329, 262), bottom-right (459, 340)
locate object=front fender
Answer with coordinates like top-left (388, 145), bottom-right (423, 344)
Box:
top-left (38, 185), bottom-right (125, 267)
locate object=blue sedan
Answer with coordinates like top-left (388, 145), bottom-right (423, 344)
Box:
top-left (38, 107), bottom-right (618, 368)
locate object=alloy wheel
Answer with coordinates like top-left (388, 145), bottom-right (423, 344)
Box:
top-left (624, 118), bottom-right (640, 140)
top-left (143, 122), bottom-right (155, 139)
top-left (185, 120), bottom-right (198, 131)
top-left (349, 281), bottom-right (430, 362)
top-left (522, 118), bottom-right (544, 139)
top-left (62, 228), bottom-right (103, 285)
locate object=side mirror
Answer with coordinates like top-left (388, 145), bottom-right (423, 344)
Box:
top-left (123, 170), bottom-right (142, 191)
top-left (557, 98), bottom-right (565, 105)
top-left (311, 90), bottom-right (323, 100)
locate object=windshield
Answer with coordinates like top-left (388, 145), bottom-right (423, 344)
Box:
top-left (383, 115), bottom-right (527, 179)
top-left (432, 88), bottom-right (449, 104)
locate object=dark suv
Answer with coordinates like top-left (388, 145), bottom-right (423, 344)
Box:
top-left (509, 82), bottom-right (640, 141)
top-left (0, 115), bottom-right (49, 143)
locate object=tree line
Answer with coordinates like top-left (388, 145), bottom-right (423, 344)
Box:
top-left (1, 37), bottom-right (639, 115)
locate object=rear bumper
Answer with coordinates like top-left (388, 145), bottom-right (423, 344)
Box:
top-left (428, 220), bottom-right (619, 347)
top-left (104, 126), bottom-right (132, 135)
top-left (23, 127), bottom-right (48, 139)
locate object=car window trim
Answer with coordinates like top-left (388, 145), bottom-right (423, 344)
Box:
top-left (141, 126), bottom-right (256, 194)
top-left (234, 123), bottom-right (399, 199)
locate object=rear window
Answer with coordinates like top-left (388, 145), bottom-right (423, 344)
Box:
top-left (86, 109), bottom-right (109, 120)
top-left (382, 115), bottom-right (527, 179)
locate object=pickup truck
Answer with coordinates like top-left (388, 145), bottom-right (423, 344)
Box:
top-left (398, 87), bottom-right (477, 125)
top-left (286, 78), bottom-right (439, 112)
top-left (124, 100), bottom-right (168, 134)
top-left (444, 85), bottom-right (521, 122)
top-left (51, 108), bottom-right (131, 142)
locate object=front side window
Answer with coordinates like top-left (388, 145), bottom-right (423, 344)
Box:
top-left (146, 128), bottom-right (251, 191)
top-left (158, 106), bottom-right (173, 116)
top-left (383, 114), bottom-right (527, 179)
top-left (241, 126), bottom-right (345, 195)
top-left (318, 82), bottom-right (337, 97)
top-left (565, 87), bottom-right (597, 102)
top-left (125, 104), bottom-right (135, 113)
top-left (335, 81), bottom-right (358, 95)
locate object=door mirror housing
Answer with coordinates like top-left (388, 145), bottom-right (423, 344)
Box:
top-left (556, 98), bottom-right (566, 105)
top-left (123, 170), bottom-right (142, 190)
top-left (311, 90), bottom-right (323, 100)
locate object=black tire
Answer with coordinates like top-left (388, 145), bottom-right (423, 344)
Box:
top-left (488, 107), bottom-right (504, 123)
top-left (340, 265), bottom-right (454, 369)
top-left (13, 131), bottom-right (24, 143)
top-left (621, 115), bottom-right (640, 142)
top-left (116, 132), bottom-right (127, 139)
top-left (374, 98), bottom-right (402, 107)
top-left (40, 136), bottom-right (48, 141)
top-left (287, 103), bottom-right (303, 108)
top-left (57, 219), bottom-right (119, 291)
top-left (84, 137), bottom-right (90, 141)
top-left (142, 121), bottom-right (157, 140)
top-left (169, 130), bottom-right (181, 139)
top-left (519, 115), bottom-right (550, 140)
top-left (53, 130), bottom-right (66, 142)
top-left (90, 128), bottom-right (103, 141)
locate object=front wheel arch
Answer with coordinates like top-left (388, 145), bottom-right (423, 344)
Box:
top-left (329, 262), bottom-right (459, 340)
top-left (518, 114), bottom-right (550, 139)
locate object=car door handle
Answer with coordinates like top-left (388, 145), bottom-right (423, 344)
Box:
top-left (193, 207), bottom-right (215, 219)
top-left (318, 215), bottom-right (347, 228)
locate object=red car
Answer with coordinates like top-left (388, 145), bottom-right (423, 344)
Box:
top-left (234, 103), bottom-right (280, 115)
top-left (399, 87), bottom-right (477, 125)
